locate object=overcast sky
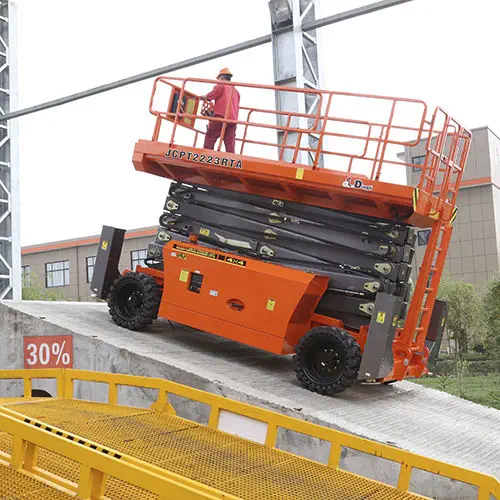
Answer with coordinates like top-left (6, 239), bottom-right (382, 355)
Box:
top-left (14, 0), bottom-right (500, 246)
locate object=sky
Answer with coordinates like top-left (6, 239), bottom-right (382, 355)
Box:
top-left (13, 0), bottom-right (500, 246)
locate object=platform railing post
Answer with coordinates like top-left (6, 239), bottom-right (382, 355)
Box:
top-left (397, 462), bottom-right (412, 491)
top-left (327, 442), bottom-right (342, 468)
top-left (264, 424), bottom-right (278, 448)
top-left (108, 383), bottom-right (118, 405)
top-left (78, 465), bottom-right (107, 499)
top-left (22, 376), bottom-right (32, 398)
top-left (10, 435), bottom-right (24, 469)
top-left (24, 442), bottom-right (39, 472)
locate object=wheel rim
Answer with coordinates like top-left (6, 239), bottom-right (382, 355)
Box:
top-left (115, 282), bottom-right (144, 320)
top-left (303, 340), bottom-right (345, 385)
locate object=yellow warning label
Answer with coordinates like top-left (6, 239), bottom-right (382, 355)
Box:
top-left (441, 317), bottom-right (446, 326)
top-left (200, 228), bottom-right (210, 236)
top-left (266, 299), bottom-right (276, 311)
top-left (179, 269), bottom-right (189, 283)
top-left (377, 312), bottom-right (386, 324)
top-left (101, 240), bottom-right (108, 251)
top-left (295, 168), bottom-right (304, 180)
top-left (392, 315), bottom-right (398, 327)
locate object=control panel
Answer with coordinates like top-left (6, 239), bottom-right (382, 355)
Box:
top-left (188, 272), bottom-right (204, 293)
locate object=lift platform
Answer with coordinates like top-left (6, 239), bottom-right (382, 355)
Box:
top-left (0, 369), bottom-right (498, 499)
top-left (113, 76), bottom-right (474, 388)
top-left (133, 77), bottom-right (470, 228)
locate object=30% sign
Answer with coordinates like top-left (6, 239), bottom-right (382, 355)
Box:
top-left (23, 335), bottom-right (73, 369)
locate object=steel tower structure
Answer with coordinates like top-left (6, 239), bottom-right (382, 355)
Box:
top-left (0, 0), bottom-right (20, 300)
top-left (270, 0), bottom-right (323, 165)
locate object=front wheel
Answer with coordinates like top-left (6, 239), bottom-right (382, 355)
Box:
top-left (108, 272), bottom-right (161, 330)
top-left (294, 326), bottom-right (361, 395)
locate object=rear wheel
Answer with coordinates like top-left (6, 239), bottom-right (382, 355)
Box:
top-left (294, 326), bottom-right (361, 395)
top-left (108, 272), bottom-right (161, 330)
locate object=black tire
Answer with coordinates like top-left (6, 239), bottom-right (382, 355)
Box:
top-left (294, 326), bottom-right (361, 395)
top-left (108, 272), bottom-right (162, 330)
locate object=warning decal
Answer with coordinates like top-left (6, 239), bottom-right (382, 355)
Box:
top-left (173, 244), bottom-right (246, 267)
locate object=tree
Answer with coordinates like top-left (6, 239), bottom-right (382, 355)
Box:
top-left (481, 276), bottom-right (500, 355)
top-left (438, 277), bottom-right (481, 358)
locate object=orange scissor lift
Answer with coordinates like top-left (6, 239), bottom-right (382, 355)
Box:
top-left (92, 76), bottom-right (471, 395)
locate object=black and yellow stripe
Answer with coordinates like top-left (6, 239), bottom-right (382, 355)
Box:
top-left (23, 417), bottom-right (122, 459)
top-left (450, 207), bottom-right (458, 224)
top-left (412, 188), bottom-right (419, 211)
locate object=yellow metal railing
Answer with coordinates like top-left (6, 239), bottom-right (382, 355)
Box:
top-left (0, 403), bottom-right (236, 499)
top-left (0, 368), bottom-right (498, 500)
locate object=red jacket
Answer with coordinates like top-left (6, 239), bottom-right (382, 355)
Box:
top-left (206, 83), bottom-right (240, 120)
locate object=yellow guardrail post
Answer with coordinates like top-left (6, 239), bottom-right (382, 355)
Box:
top-left (108, 382), bottom-right (118, 405)
top-left (78, 465), bottom-right (107, 499)
top-left (150, 389), bottom-right (176, 415)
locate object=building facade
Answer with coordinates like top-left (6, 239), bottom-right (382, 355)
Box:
top-left (403, 126), bottom-right (500, 287)
top-left (21, 227), bottom-right (156, 301)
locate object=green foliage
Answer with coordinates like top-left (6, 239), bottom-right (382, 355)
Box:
top-left (413, 374), bottom-right (500, 410)
top-left (438, 277), bottom-right (482, 358)
top-left (436, 374), bottom-right (451, 392)
top-left (22, 285), bottom-right (66, 301)
top-left (431, 358), bottom-right (499, 376)
top-left (481, 275), bottom-right (500, 355)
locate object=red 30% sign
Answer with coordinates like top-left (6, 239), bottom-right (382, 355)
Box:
top-left (23, 335), bottom-right (73, 369)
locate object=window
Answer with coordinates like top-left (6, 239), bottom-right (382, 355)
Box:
top-left (86, 256), bottom-right (96, 283)
top-left (21, 265), bottom-right (31, 288)
top-left (417, 229), bottom-right (431, 246)
top-left (131, 249), bottom-right (148, 269)
top-left (412, 155), bottom-right (426, 172)
top-left (45, 260), bottom-right (70, 288)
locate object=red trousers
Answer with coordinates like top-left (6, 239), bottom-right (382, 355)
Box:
top-left (203, 120), bottom-right (236, 153)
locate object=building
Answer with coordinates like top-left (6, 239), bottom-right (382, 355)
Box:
top-left (402, 126), bottom-right (500, 287)
top-left (21, 227), bottom-right (156, 301)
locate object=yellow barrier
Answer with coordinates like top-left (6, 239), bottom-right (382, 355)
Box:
top-left (0, 368), bottom-right (498, 500)
top-left (0, 404), bottom-right (236, 499)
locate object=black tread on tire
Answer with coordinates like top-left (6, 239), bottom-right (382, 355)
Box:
top-left (108, 272), bottom-right (162, 330)
top-left (294, 326), bottom-right (361, 395)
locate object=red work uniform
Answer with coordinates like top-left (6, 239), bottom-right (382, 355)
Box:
top-left (203, 83), bottom-right (240, 153)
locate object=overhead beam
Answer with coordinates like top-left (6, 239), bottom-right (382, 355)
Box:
top-left (1, 0), bottom-right (413, 123)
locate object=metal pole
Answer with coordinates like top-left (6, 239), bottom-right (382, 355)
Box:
top-left (0, 0), bottom-right (413, 123)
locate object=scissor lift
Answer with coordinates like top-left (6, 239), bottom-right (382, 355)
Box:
top-left (0, 369), bottom-right (498, 499)
top-left (92, 76), bottom-right (471, 394)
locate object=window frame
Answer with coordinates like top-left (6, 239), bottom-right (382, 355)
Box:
top-left (411, 155), bottom-right (426, 173)
top-left (86, 256), bottom-right (96, 283)
top-left (45, 260), bottom-right (70, 288)
top-left (131, 249), bottom-right (148, 270)
top-left (21, 265), bottom-right (31, 288)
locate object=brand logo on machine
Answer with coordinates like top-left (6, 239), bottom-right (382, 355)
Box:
top-left (165, 148), bottom-right (242, 169)
top-left (342, 177), bottom-right (373, 191)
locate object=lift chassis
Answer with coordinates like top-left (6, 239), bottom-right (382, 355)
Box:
top-left (91, 77), bottom-right (470, 395)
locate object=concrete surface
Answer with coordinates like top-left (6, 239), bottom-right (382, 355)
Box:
top-left (1, 300), bottom-right (499, 499)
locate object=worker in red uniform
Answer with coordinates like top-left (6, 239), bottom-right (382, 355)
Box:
top-left (200, 68), bottom-right (240, 153)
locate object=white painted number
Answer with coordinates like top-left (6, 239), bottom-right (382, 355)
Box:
top-left (26, 343), bottom-right (38, 366)
top-left (39, 343), bottom-right (50, 365)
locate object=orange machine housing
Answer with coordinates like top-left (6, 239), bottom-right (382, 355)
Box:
top-left (155, 240), bottom-right (328, 355)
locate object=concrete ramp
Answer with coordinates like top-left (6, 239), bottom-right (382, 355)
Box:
top-left (0, 300), bottom-right (498, 499)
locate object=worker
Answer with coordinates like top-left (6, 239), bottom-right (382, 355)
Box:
top-left (200, 68), bottom-right (240, 153)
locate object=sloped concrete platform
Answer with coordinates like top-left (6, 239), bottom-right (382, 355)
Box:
top-left (0, 300), bottom-right (498, 499)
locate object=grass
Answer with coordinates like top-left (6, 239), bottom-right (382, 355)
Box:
top-left (412, 374), bottom-right (500, 410)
